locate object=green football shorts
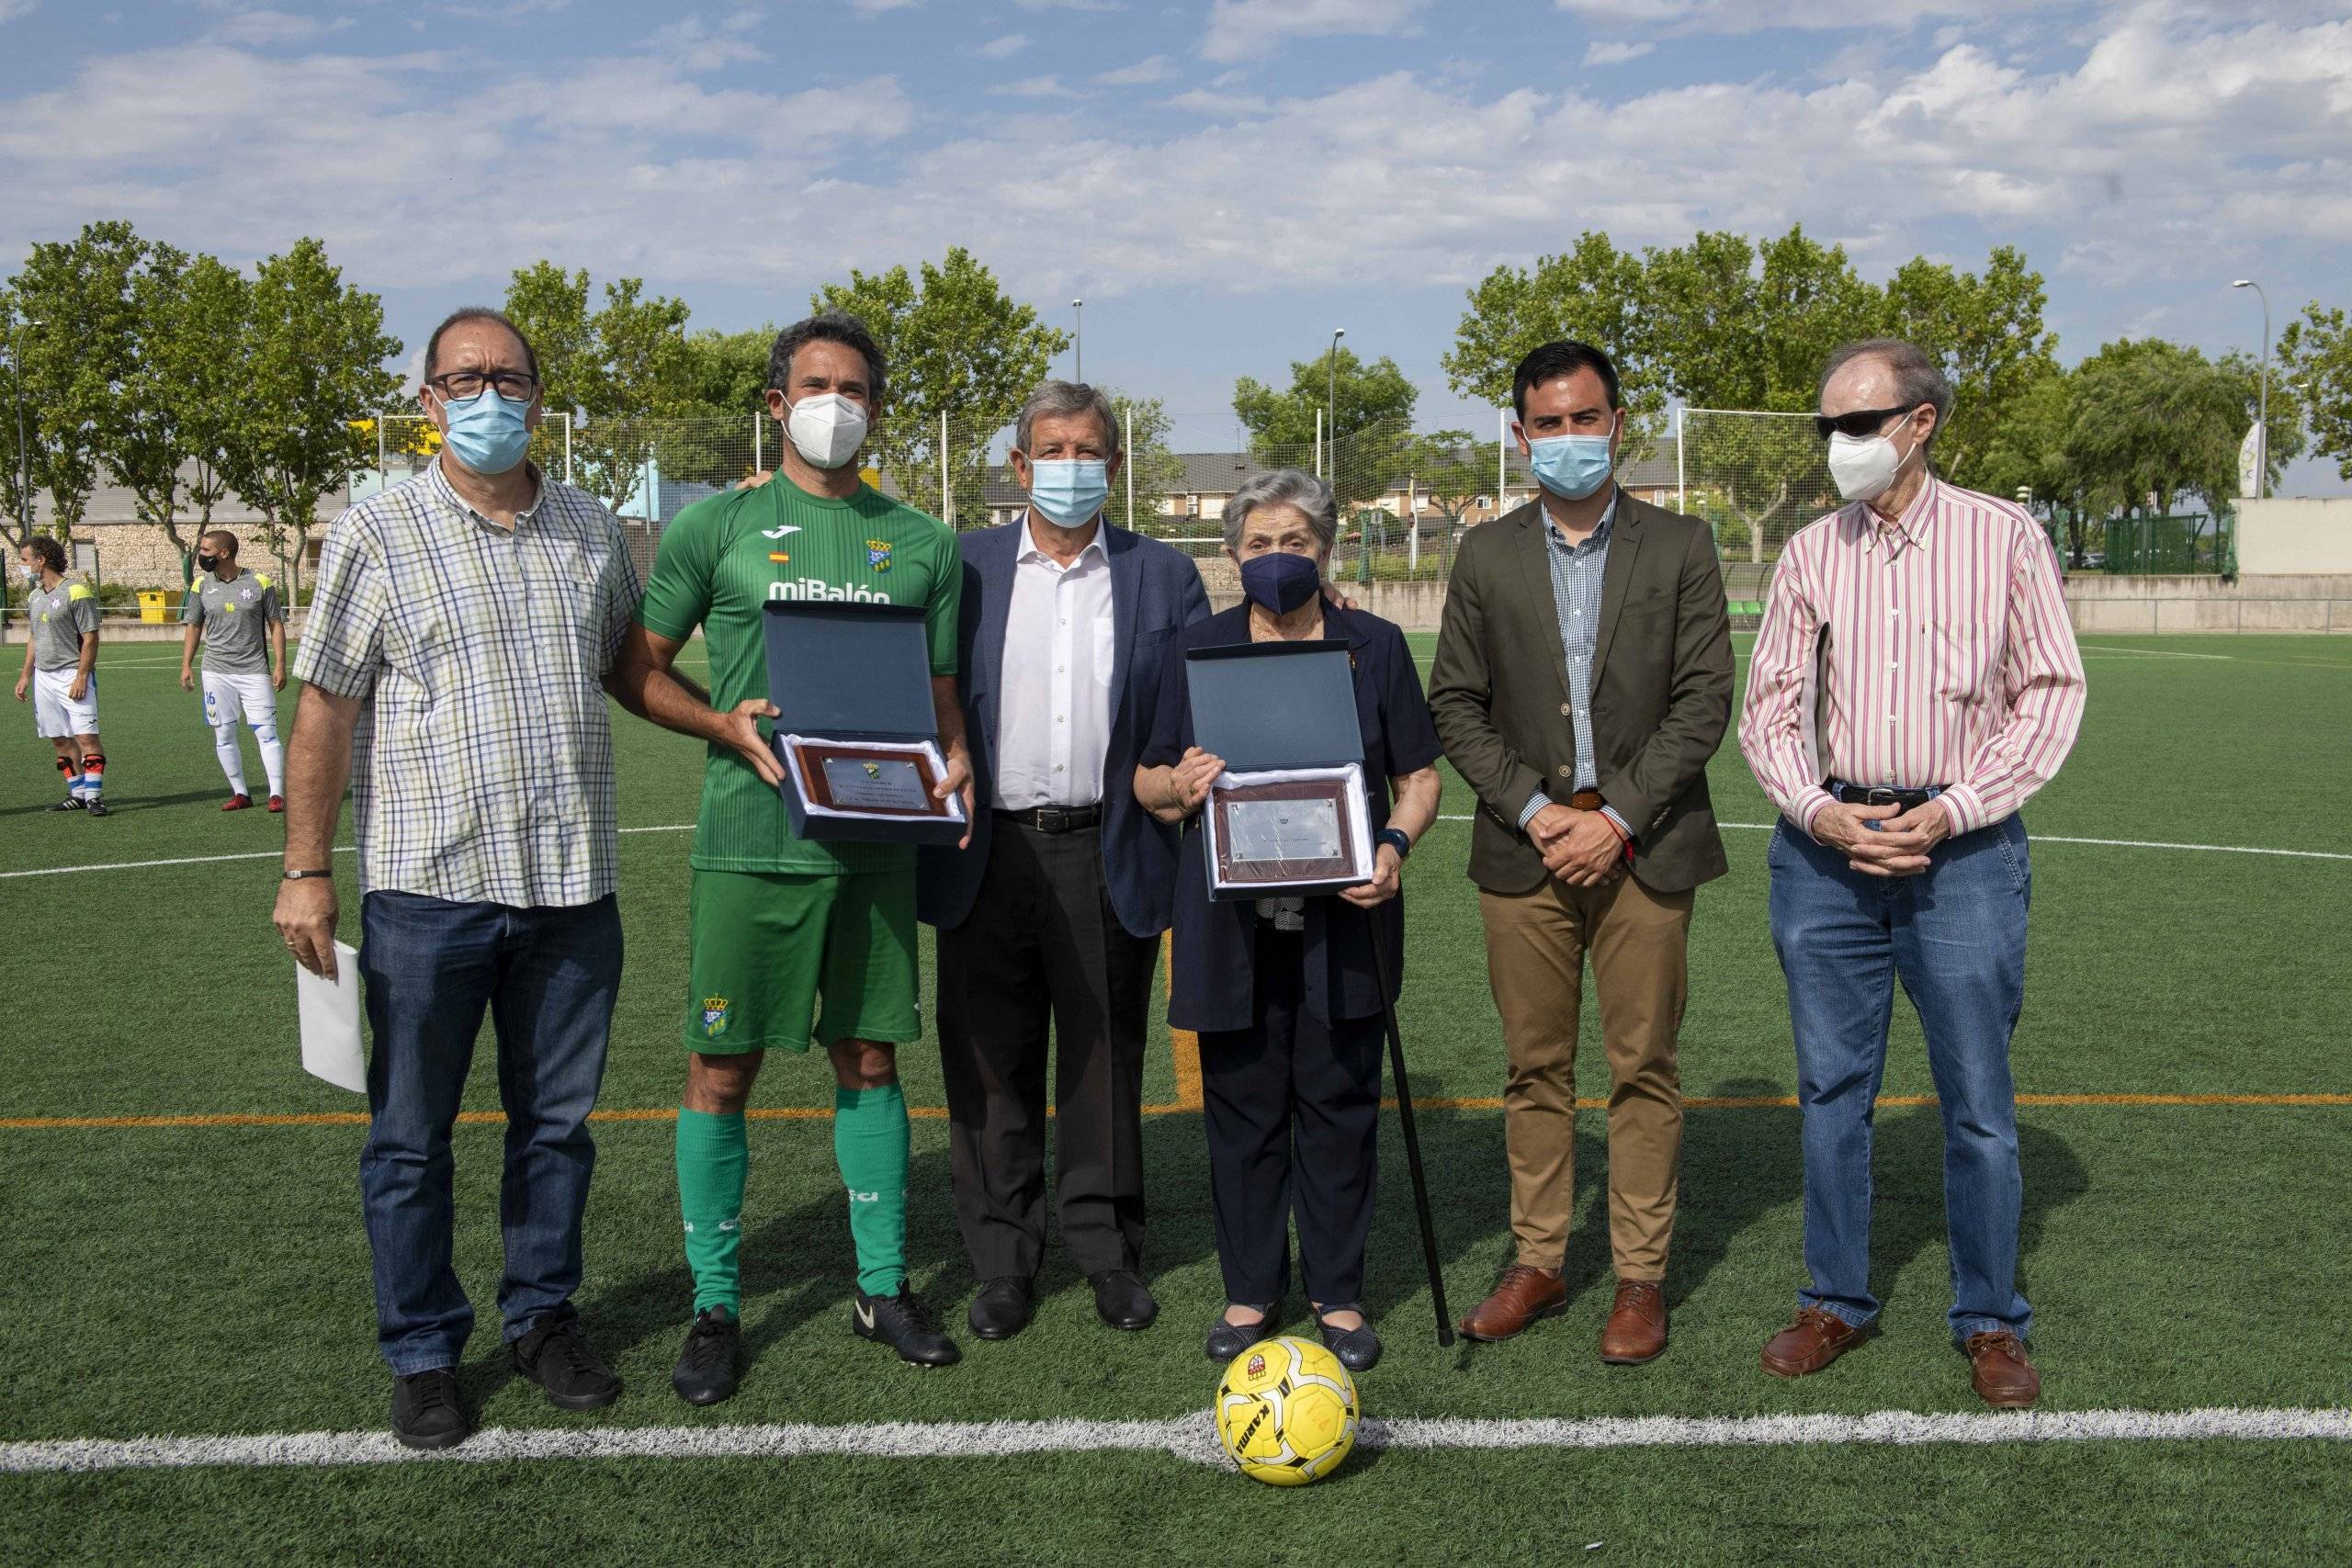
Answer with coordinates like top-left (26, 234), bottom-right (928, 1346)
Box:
top-left (683, 867), bottom-right (921, 1055)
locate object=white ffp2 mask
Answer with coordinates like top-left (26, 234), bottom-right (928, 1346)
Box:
top-left (1826, 419), bottom-right (1923, 503)
top-left (786, 392), bottom-right (869, 470)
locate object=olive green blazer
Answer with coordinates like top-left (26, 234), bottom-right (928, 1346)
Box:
top-left (1428, 490), bottom-right (1734, 897)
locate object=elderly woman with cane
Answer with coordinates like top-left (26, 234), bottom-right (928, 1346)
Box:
top-left (1134, 468), bottom-right (1442, 1372)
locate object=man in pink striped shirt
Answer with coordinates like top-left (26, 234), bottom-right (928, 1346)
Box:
top-left (1737, 337), bottom-right (2085, 1410)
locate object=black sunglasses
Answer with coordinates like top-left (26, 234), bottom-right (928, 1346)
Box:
top-left (1815, 403), bottom-right (1921, 441)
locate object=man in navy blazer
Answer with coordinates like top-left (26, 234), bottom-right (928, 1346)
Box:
top-left (917, 380), bottom-right (1210, 1340)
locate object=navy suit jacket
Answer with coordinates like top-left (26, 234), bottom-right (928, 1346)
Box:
top-left (916, 517), bottom-right (1211, 939)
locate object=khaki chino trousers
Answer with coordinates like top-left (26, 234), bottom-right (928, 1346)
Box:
top-left (1480, 871), bottom-right (1692, 1280)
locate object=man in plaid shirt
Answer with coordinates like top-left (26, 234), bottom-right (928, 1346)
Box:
top-left (275, 309), bottom-right (664, 1451)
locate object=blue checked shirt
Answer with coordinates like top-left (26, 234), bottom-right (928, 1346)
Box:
top-left (1517, 494), bottom-right (1634, 842)
top-left (292, 460), bottom-right (642, 907)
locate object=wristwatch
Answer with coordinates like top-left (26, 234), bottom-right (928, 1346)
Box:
top-left (1374, 827), bottom-right (1412, 861)
top-left (281, 868), bottom-right (334, 880)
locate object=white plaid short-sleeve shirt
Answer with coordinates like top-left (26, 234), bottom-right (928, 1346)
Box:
top-left (293, 460), bottom-right (642, 907)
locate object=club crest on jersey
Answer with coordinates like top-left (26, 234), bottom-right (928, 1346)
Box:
top-left (238, 585), bottom-right (256, 602)
top-left (700, 996), bottom-right (731, 1037)
top-left (865, 539), bottom-right (893, 572)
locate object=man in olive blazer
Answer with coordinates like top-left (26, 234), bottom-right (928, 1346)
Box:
top-left (1429, 340), bottom-right (1732, 1362)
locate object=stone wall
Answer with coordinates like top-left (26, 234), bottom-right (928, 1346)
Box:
top-left (2064, 573), bottom-right (2352, 635)
top-left (2236, 496), bottom-right (2352, 576)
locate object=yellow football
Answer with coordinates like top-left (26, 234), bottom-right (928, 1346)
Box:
top-left (1214, 1335), bottom-right (1360, 1485)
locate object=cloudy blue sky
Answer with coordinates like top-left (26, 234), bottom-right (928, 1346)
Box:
top-left (2, 0), bottom-right (2346, 485)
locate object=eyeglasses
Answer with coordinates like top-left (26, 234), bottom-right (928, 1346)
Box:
top-left (427, 369), bottom-right (538, 400)
top-left (1814, 404), bottom-right (1921, 441)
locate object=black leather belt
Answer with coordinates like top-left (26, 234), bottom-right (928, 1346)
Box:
top-left (1826, 780), bottom-right (1947, 811)
top-left (996, 804), bottom-right (1102, 834)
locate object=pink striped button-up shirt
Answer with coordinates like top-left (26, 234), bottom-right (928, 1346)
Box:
top-left (1738, 474), bottom-right (2086, 840)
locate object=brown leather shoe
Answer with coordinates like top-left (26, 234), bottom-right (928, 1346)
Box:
top-left (1599, 1280), bottom-right (1668, 1364)
top-left (1458, 1264), bottom-right (1566, 1342)
top-left (1759, 1307), bottom-right (1866, 1378)
top-left (1964, 1332), bottom-right (2041, 1408)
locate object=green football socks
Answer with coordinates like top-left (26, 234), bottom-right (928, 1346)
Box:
top-left (834, 1084), bottom-right (910, 1297)
top-left (676, 1108), bottom-right (748, 1315)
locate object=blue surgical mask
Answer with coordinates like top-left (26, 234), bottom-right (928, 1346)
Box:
top-left (1239, 551), bottom-right (1323, 615)
top-left (1527, 434), bottom-right (1615, 501)
top-left (1027, 458), bottom-right (1109, 527)
top-left (439, 388), bottom-right (533, 475)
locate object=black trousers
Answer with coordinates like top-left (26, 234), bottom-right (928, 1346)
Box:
top-left (1196, 924), bottom-right (1384, 1308)
top-left (936, 819), bottom-right (1155, 1279)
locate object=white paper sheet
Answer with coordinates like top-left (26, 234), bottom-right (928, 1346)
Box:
top-left (298, 942), bottom-right (367, 1094)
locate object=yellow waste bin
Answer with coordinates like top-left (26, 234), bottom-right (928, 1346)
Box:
top-left (138, 590), bottom-right (169, 624)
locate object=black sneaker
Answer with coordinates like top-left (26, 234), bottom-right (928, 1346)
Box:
top-left (510, 1314), bottom-right (622, 1411)
top-left (390, 1368), bottom-right (469, 1450)
top-left (671, 1306), bottom-right (742, 1407)
top-left (853, 1286), bottom-right (961, 1367)
top-left (46, 796), bottom-right (84, 812)
top-left (84, 800), bottom-right (108, 818)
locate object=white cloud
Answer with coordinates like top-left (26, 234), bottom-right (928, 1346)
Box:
top-left (1582, 40), bottom-right (1655, 65)
top-left (1014, 0), bottom-right (1125, 9)
top-left (1200, 0), bottom-right (1430, 63)
top-left (204, 9), bottom-right (355, 46)
top-left (643, 15), bottom-right (769, 70)
top-left (978, 33), bottom-right (1030, 60)
top-left (848, 0), bottom-right (919, 14)
top-left (0, 6), bottom-right (2343, 319)
top-left (988, 74), bottom-right (1069, 97)
top-left (0, 1), bottom-right (34, 21)
top-left (1555, 0), bottom-right (2050, 29)
top-left (1094, 54), bottom-right (1176, 85)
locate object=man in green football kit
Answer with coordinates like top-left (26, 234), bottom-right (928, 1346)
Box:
top-left (612, 311), bottom-right (972, 1404)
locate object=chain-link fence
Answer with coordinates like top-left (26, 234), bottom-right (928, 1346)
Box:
top-left (1673, 407), bottom-right (1840, 614)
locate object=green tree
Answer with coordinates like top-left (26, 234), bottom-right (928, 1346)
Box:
top-left (1441, 231), bottom-right (1661, 448)
top-left (106, 241), bottom-right (245, 583)
top-left (503, 262), bottom-right (696, 514)
top-left (681, 325), bottom-right (775, 417)
top-left (218, 237), bottom-right (401, 603)
top-left (6, 220), bottom-right (148, 541)
top-left (1973, 367), bottom-right (2094, 563)
top-left (814, 247), bottom-right (1069, 525)
top-left (2278, 300), bottom-right (2352, 479)
top-left (0, 293), bottom-right (37, 551)
top-left (1397, 430), bottom-right (1492, 527)
top-left (1105, 389), bottom-right (1183, 532)
top-left (1232, 344), bottom-right (1417, 510)
top-left (173, 255), bottom-right (255, 548)
top-left (1882, 245), bottom-right (2057, 485)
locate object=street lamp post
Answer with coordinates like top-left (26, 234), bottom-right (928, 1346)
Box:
top-left (2232, 279), bottom-right (2270, 499)
top-left (1072, 299), bottom-right (1084, 384)
top-left (1326, 327), bottom-right (1345, 479)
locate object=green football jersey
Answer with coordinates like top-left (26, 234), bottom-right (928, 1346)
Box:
top-left (636, 472), bottom-right (960, 875)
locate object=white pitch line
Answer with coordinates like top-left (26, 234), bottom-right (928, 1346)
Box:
top-left (8, 820), bottom-right (2348, 882)
top-left (4, 1405), bottom-right (2345, 1475)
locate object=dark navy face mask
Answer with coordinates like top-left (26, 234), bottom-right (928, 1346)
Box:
top-left (1239, 550), bottom-right (1322, 614)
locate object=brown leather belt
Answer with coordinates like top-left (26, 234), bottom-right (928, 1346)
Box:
top-left (1568, 789), bottom-right (1605, 811)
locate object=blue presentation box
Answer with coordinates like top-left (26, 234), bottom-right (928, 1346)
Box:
top-left (762, 600), bottom-right (967, 847)
top-left (1184, 639), bottom-right (1374, 900)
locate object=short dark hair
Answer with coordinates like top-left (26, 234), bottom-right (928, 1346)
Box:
top-left (424, 308), bottom-right (539, 384)
top-left (768, 310), bottom-right (888, 412)
top-left (1818, 337), bottom-right (1953, 448)
top-left (199, 529), bottom-right (238, 558)
top-left (20, 535), bottom-right (66, 573)
top-left (1512, 340), bottom-right (1622, 421)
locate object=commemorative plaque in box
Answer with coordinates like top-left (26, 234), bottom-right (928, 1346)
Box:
top-left (762, 601), bottom-right (967, 847)
top-left (1183, 639), bottom-right (1374, 900)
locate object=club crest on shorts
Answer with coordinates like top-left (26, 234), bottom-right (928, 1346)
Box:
top-left (700, 996), bottom-right (731, 1037)
top-left (865, 539), bottom-right (893, 572)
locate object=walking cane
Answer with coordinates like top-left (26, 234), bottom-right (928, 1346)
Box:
top-left (1364, 903), bottom-right (1455, 1348)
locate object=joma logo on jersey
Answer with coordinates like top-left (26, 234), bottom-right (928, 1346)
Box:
top-left (767, 579), bottom-right (892, 604)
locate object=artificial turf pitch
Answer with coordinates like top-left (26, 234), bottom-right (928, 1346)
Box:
top-left (3, 631), bottom-right (2347, 1564)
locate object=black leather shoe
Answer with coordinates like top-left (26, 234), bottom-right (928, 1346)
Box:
top-left (390, 1368), bottom-right (469, 1450)
top-left (1315, 1307), bottom-right (1383, 1373)
top-left (1090, 1269), bottom-right (1159, 1330)
top-left (83, 800), bottom-right (108, 818)
top-left (671, 1306), bottom-right (741, 1406)
top-left (968, 1277), bottom-right (1035, 1340)
top-left (511, 1314), bottom-right (622, 1411)
top-left (854, 1286), bottom-right (961, 1367)
top-left (1204, 1303), bottom-right (1280, 1363)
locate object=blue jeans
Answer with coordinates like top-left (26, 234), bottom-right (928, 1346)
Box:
top-left (1767, 815), bottom-right (2032, 1341)
top-left (357, 890), bottom-right (621, 1374)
